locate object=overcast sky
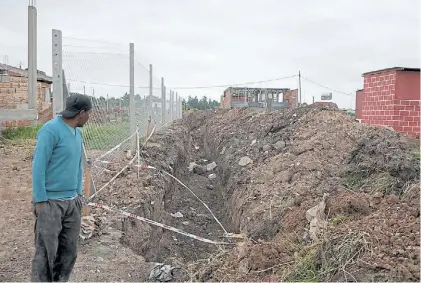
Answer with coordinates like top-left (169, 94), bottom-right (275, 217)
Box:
top-left (0, 0), bottom-right (419, 109)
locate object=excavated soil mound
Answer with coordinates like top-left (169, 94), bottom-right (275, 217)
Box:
top-left (93, 105), bottom-right (419, 282)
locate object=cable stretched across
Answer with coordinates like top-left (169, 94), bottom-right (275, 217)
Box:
top-left (89, 155), bottom-right (137, 200)
top-left (87, 202), bottom-right (232, 245)
top-left (301, 76), bottom-right (353, 96)
top-left (141, 164), bottom-right (228, 234)
top-left (94, 131), bottom-right (137, 163)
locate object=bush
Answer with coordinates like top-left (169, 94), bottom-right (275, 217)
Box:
top-left (1, 124), bottom-right (42, 140)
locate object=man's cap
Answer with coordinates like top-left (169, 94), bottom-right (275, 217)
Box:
top-left (59, 94), bottom-right (93, 118)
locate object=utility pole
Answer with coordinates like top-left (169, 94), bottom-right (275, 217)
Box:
top-left (298, 71), bottom-right (302, 107)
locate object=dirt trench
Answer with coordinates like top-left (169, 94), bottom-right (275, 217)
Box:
top-left (115, 122), bottom-right (236, 267)
top-left (95, 106), bottom-right (419, 282)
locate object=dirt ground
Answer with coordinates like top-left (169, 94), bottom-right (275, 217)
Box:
top-left (0, 140), bottom-right (152, 282)
top-left (0, 105), bottom-right (419, 282)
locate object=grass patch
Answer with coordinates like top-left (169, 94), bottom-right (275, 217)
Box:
top-left (331, 215), bottom-right (347, 226)
top-left (343, 170), bottom-right (370, 190)
top-left (344, 171), bottom-right (399, 195)
top-left (410, 150), bottom-right (420, 162)
top-left (1, 124), bottom-right (42, 140)
top-left (319, 231), bottom-right (370, 281)
top-left (286, 246), bottom-right (319, 282)
top-left (82, 122), bottom-right (131, 150)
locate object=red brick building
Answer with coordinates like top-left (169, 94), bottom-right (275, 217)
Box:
top-left (356, 67), bottom-right (420, 137)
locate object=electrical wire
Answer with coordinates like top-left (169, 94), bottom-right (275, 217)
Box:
top-left (63, 36), bottom-right (125, 46)
top-left (301, 76), bottom-right (353, 97)
top-left (169, 74), bottom-right (298, 90)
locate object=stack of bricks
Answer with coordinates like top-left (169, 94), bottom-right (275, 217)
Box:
top-left (359, 69), bottom-right (420, 137)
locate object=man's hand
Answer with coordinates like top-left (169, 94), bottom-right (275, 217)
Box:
top-left (34, 202), bottom-right (46, 216)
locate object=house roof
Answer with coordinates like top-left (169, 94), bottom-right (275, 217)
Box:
top-left (362, 67), bottom-right (420, 76)
top-left (0, 63), bottom-right (52, 83)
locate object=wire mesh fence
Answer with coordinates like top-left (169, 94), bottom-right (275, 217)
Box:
top-left (59, 35), bottom-right (182, 190)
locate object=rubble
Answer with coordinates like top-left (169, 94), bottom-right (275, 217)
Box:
top-left (206, 161), bottom-right (217, 171)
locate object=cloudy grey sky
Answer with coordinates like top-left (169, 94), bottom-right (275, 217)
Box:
top-left (0, 0), bottom-right (419, 108)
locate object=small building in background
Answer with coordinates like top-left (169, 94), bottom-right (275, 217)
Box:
top-left (356, 67), bottom-right (420, 137)
top-left (220, 87), bottom-right (298, 110)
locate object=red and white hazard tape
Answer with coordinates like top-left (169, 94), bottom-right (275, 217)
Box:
top-left (87, 202), bottom-right (232, 245)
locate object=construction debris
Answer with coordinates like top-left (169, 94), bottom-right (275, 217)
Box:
top-left (148, 263), bottom-right (176, 282)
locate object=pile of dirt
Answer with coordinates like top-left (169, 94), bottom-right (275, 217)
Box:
top-left (182, 106), bottom-right (419, 281)
top-left (92, 105), bottom-right (419, 282)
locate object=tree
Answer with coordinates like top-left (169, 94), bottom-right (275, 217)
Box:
top-left (184, 95), bottom-right (220, 110)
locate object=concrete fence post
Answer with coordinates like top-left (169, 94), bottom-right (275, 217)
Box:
top-left (161, 77), bottom-right (166, 126)
top-left (148, 64), bottom-right (153, 123)
top-left (170, 90), bottom-right (174, 121)
top-left (129, 43), bottom-right (135, 150)
top-left (175, 92), bottom-right (179, 120)
top-left (28, 4), bottom-right (37, 110)
top-left (52, 29), bottom-right (63, 117)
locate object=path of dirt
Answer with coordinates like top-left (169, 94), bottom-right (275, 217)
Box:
top-left (0, 140), bottom-right (151, 282)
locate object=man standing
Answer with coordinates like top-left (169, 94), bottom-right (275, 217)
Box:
top-left (32, 94), bottom-right (92, 282)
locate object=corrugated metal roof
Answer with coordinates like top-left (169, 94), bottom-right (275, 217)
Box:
top-left (362, 67), bottom-right (420, 76)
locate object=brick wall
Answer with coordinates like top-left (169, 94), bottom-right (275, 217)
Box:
top-left (360, 69), bottom-right (420, 137)
top-left (355, 89), bottom-right (363, 119)
top-left (220, 88), bottom-right (232, 109)
top-left (284, 89), bottom-right (298, 108)
top-left (0, 74), bottom-right (51, 112)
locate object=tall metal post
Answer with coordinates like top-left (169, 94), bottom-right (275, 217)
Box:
top-left (129, 43), bottom-right (135, 150)
top-left (52, 29), bottom-right (63, 117)
top-left (148, 64), bottom-right (153, 121)
top-left (161, 77), bottom-right (166, 125)
top-left (28, 3), bottom-right (37, 109)
top-left (170, 90), bottom-right (174, 121)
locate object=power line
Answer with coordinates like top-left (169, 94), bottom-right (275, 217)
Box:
top-left (67, 79), bottom-right (160, 90)
top-left (301, 76), bottom-right (353, 97)
top-left (169, 74), bottom-right (298, 90)
top-left (63, 36), bottom-right (125, 46)
top-left (68, 75), bottom-right (297, 91)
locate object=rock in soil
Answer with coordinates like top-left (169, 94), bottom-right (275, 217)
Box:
top-left (208, 173), bottom-right (217, 180)
top-left (206, 161), bottom-right (217, 171)
top-left (239, 156), bottom-right (253, 166)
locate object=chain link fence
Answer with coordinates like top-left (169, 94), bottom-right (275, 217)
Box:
top-left (58, 34), bottom-right (182, 189)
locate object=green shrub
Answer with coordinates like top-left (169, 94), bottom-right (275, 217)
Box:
top-left (1, 124), bottom-right (42, 140)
